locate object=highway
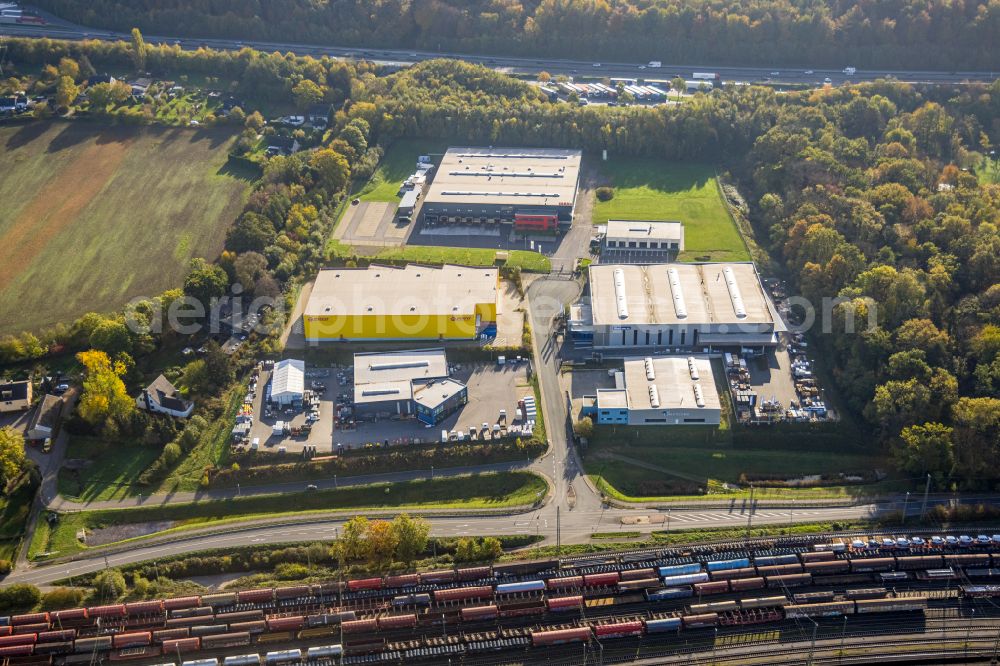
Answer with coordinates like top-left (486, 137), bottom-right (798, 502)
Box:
top-left (0, 18), bottom-right (997, 87)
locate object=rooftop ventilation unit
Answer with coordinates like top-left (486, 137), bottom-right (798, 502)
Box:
top-left (723, 266), bottom-right (748, 319)
top-left (362, 388), bottom-right (402, 396)
top-left (667, 267), bottom-right (688, 319)
top-left (648, 384), bottom-right (661, 408)
top-left (687, 357), bottom-right (700, 380)
top-left (693, 384), bottom-right (705, 408)
top-left (369, 360), bottom-right (431, 372)
top-left (613, 268), bottom-right (629, 320)
top-left (644, 357), bottom-right (655, 381)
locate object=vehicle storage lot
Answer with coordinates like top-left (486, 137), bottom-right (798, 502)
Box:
top-left (247, 369), bottom-right (334, 454)
top-left (332, 361), bottom-right (535, 450)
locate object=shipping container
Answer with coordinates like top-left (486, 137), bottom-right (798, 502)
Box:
top-left (112, 632), bottom-right (152, 649)
top-left (460, 606), bottom-right (498, 622)
top-left (433, 586), bottom-right (493, 603)
top-left (594, 621), bottom-right (643, 638)
top-left (730, 577), bottom-right (766, 592)
top-left (545, 595), bottom-right (584, 612)
top-left (496, 580), bottom-right (545, 595)
top-left (376, 614), bottom-right (416, 630)
top-left (547, 576), bottom-right (583, 590)
top-left (201, 632), bottom-right (251, 649)
top-left (644, 617), bottom-right (682, 633)
top-left (236, 589), bottom-right (274, 604)
top-left (530, 627), bottom-right (591, 647)
top-left (706, 558), bottom-right (750, 572)
top-left (681, 613), bottom-right (718, 629)
top-left (646, 587), bottom-right (693, 602)
top-left (658, 564), bottom-right (703, 578)
top-left (162, 597), bottom-right (202, 611)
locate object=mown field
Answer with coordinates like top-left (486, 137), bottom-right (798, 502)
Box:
top-left (0, 121), bottom-right (250, 334)
top-left (592, 158), bottom-right (749, 262)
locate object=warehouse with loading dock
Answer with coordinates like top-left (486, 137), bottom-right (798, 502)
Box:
top-left (570, 263), bottom-right (783, 353)
top-left (353, 349), bottom-right (468, 425)
top-left (420, 147), bottom-right (582, 231)
top-left (303, 264), bottom-right (499, 342)
top-left (582, 356), bottom-right (721, 425)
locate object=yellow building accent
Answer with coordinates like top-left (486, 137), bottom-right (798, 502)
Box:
top-left (305, 310), bottom-right (491, 341)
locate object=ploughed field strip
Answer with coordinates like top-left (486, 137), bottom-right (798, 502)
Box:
top-left (10, 536), bottom-right (1000, 664)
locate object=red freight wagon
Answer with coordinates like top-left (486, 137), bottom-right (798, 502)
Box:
top-left (420, 570), bottom-right (457, 585)
top-left (693, 581), bottom-right (730, 595)
top-left (0, 628), bottom-right (10, 638)
top-left (165, 616), bottom-right (207, 628)
top-left (682, 613), bottom-right (718, 629)
top-left (152, 629), bottom-right (189, 643)
top-left (530, 627), bottom-right (591, 647)
top-left (376, 614), bottom-right (416, 630)
top-left (236, 589), bottom-right (274, 604)
top-left (265, 616), bottom-right (304, 632)
top-left (385, 574), bottom-right (420, 588)
top-left (347, 578), bottom-right (383, 592)
top-left (804, 560), bottom-right (850, 574)
top-left (709, 567), bottom-right (757, 581)
top-left (583, 572), bottom-right (620, 587)
top-left (124, 601), bottom-right (164, 616)
top-left (896, 555), bottom-right (945, 571)
top-left (162, 597), bottom-right (201, 611)
top-left (341, 618), bottom-right (378, 634)
top-left (460, 606), bottom-right (498, 622)
top-left (594, 621), bottom-right (643, 639)
top-left (456, 566), bottom-right (492, 582)
top-left (112, 632), bottom-right (151, 649)
top-left (620, 568), bottom-right (657, 581)
top-left (274, 585), bottom-right (312, 600)
top-left (730, 577), bottom-right (766, 591)
top-left (228, 621), bottom-right (267, 635)
top-left (800, 551), bottom-right (836, 563)
top-left (37, 630), bottom-right (75, 644)
top-left (51, 608), bottom-right (89, 624)
top-left (88, 604), bottom-right (127, 619)
top-left (0, 645), bottom-right (33, 657)
top-left (0, 635), bottom-right (36, 647)
top-left (161, 637), bottom-right (200, 653)
top-left (756, 564), bottom-right (803, 577)
top-left (215, 610), bottom-right (263, 624)
top-left (13, 623), bottom-right (49, 635)
top-left (11, 613), bottom-right (49, 627)
top-left (433, 586), bottom-right (493, 603)
top-left (546, 595), bottom-right (584, 611)
top-left (547, 576), bottom-right (583, 590)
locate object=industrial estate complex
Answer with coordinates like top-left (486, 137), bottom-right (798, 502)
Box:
top-left (602, 219), bottom-right (685, 252)
top-left (303, 264), bottom-right (500, 342)
top-left (570, 262), bottom-right (783, 352)
top-left (583, 356), bottom-right (721, 425)
top-left (420, 147), bottom-right (583, 231)
top-left (352, 349), bottom-right (468, 425)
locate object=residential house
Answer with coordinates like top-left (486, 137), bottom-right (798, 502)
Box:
top-left (307, 104), bottom-right (331, 128)
top-left (266, 136), bottom-right (300, 157)
top-left (26, 394), bottom-right (63, 441)
top-left (87, 74), bottom-right (117, 86)
top-left (136, 375), bottom-right (195, 418)
top-left (0, 380), bottom-right (31, 413)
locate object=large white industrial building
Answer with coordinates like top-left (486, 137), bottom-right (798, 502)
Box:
top-left (583, 356), bottom-right (721, 426)
top-left (570, 263), bottom-right (783, 352)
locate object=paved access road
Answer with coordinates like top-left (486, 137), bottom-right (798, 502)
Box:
top-left (0, 19), bottom-right (997, 86)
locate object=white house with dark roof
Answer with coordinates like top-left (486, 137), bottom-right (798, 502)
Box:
top-left (26, 394), bottom-right (63, 440)
top-left (136, 375), bottom-right (194, 418)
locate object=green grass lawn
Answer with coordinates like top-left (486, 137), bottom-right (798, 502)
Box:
top-left (0, 475), bottom-right (38, 561)
top-left (593, 158), bottom-right (749, 262)
top-left (976, 155), bottom-right (1000, 185)
top-left (30, 472), bottom-right (547, 560)
top-left (58, 437), bottom-right (162, 502)
top-left (0, 121), bottom-right (250, 335)
top-left (357, 138), bottom-right (450, 202)
top-left (329, 241), bottom-right (551, 273)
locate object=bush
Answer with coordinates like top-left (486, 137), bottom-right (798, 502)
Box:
top-left (0, 559), bottom-right (11, 575)
top-left (41, 587), bottom-right (84, 610)
top-left (93, 569), bottom-right (127, 600)
top-left (0, 584), bottom-right (40, 613)
top-left (595, 186), bottom-right (614, 201)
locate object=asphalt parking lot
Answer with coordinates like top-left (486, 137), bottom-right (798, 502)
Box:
top-left (597, 247), bottom-right (677, 264)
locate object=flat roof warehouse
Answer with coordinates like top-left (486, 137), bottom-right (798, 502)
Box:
top-left (423, 147), bottom-right (582, 208)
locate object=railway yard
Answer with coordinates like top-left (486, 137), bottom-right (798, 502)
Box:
top-left (4, 537), bottom-right (1000, 665)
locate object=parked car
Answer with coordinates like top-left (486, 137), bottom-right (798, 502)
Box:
top-left (930, 536), bottom-right (945, 547)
